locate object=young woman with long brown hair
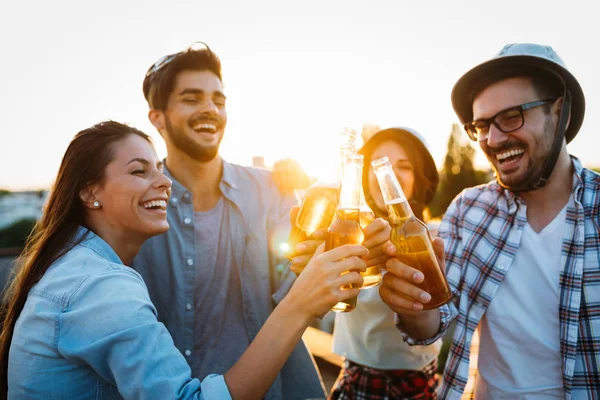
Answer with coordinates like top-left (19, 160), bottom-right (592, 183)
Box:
top-left (0, 120), bottom-right (369, 399)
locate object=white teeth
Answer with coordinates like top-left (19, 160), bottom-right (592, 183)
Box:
top-left (141, 200), bottom-right (167, 210)
top-left (496, 148), bottom-right (525, 161)
top-left (193, 123), bottom-right (217, 132)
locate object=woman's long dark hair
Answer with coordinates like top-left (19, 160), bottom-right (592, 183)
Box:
top-left (0, 121), bottom-right (151, 396)
top-left (360, 128), bottom-right (439, 221)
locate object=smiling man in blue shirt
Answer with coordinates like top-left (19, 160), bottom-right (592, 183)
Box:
top-left (133, 42), bottom-right (323, 400)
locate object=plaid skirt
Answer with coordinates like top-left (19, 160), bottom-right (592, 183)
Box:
top-left (328, 359), bottom-right (439, 400)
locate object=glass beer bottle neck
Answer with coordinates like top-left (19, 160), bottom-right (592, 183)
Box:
top-left (338, 157), bottom-right (362, 211)
top-left (386, 199), bottom-right (415, 225)
top-left (335, 208), bottom-right (360, 221)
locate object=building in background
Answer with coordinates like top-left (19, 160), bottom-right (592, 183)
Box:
top-left (252, 156), bottom-right (266, 169)
top-left (0, 190), bottom-right (48, 230)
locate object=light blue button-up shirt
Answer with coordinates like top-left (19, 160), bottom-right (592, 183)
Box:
top-left (8, 227), bottom-right (231, 399)
top-left (133, 160), bottom-right (326, 400)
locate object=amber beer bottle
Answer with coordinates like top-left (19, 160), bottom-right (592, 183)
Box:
top-left (286, 181), bottom-right (340, 269)
top-left (327, 154), bottom-right (365, 312)
top-left (286, 127), bottom-right (356, 267)
top-left (372, 156), bottom-right (452, 309)
top-left (358, 189), bottom-right (382, 288)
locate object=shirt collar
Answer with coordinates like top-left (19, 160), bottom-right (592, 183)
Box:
top-left (221, 159), bottom-right (239, 190)
top-left (73, 226), bottom-right (123, 265)
top-left (500, 155), bottom-right (585, 210)
top-left (569, 155), bottom-right (587, 206)
top-left (162, 158), bottom-right (239, 205)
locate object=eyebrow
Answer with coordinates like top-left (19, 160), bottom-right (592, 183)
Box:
top-left (178, 88), bottom-right (227, 99)
top-left (473, 103), bottom-right (522, 121)
top-left (126, 158), bottom-right (164, 169)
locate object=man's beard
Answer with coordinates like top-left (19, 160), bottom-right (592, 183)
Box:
top-left (164, 117), bottom-right (221, 162)
top-left (490, 117), bottom-right (556, 192)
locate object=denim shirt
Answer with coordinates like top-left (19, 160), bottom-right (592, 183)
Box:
top-left (132, 160), bottom-right (326, 400)
top-left (8, 228), bottom-right (230, 400)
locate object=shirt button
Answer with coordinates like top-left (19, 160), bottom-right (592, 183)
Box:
top-left (497, 264), bottom-right (505, 270)
top-left (171, 198), bottom-right (178, 206)
top-left (183, 193), bottom-right (190, 200)
top-left (186, 303), bottom-right (192, 310)
top-left (185, 349), bottom-right (192, 356)
top-left (186, 258), bottom-right (193, 266)
top-left (184, 217), bottom-right (192, 225)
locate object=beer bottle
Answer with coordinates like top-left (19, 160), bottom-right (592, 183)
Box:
top-left (285, 128), bottom-right (356, 266)
top-left (358, 189), bottom-right (382, 288)
top-left (286, 180), bottom-right (340, 268)
top-left (358, 188), bottom-right (375, 229)
top-left (327, 153), bottom-right (365, 312)
top-left (371, 156), bottom-right (452, 309)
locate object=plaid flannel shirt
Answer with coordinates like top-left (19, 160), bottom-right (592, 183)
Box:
top-left (398, 156), bottom-right (600, 399)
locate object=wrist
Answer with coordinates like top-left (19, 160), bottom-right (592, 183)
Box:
top-left (277, 295), bottom-right (313, 329)
top-left (397, 308), bottom-right (441, 341)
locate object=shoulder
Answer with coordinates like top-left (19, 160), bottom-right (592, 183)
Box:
top-left (225, 161), bottom-right (277, 189)
top-left (579, 168), bottom-right (600, 221)
top-left (60, 260), bottom-right (155, 334)
top-left (447, 180), bottom-right (503, 213)
top-left (581, 167), bottom-right (600, 192)
top-left (440, 181), bottom-right (505, 239)
top-left (38, 244), bottom-right (143, 306)
top-left (223, 160), bottom-right (295, 212)
top-left (56, 264), bottom-right (159, 355)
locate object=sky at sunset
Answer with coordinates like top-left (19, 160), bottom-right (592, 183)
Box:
top-left (1, 0), bottom-right (598, 190)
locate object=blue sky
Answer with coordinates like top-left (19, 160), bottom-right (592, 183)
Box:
top-left (1, 0), bottom-right (598, 189)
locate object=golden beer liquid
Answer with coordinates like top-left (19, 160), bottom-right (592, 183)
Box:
top-left (295, 185), bottom-right (339, 235)
top-left (357, 209), bottom-right (382, 288)
top-left (358, 209), bottom-right (375, 229)
top-left (387, 201), bottom-right (452, 309)
top-left (286, 185), bottom-right (339, 270)
top-left (326, 209), bottom-right (364, 312)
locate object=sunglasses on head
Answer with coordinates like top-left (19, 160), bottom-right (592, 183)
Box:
top-left (145, 41), bottom-right (213, 79)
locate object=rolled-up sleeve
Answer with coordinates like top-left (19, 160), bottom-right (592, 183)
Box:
top-left (57, 268), bottom-right (232, 400)
top-left (395, 302), bottom-right (458, 345)
top-left (200, 375), bottom-right (232, 399)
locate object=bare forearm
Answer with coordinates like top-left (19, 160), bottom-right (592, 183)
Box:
top-left (224, 299), bottom-right (310, 400)
top-left (397, 308), bottom-right (441, 341)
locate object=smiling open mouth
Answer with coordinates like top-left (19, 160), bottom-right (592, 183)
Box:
top-left (140, 200), bottom-right (167, 211)
top-left (192, 122), bottom-right (218, 133)
top-left (496, 148), bottom-right (524, 165)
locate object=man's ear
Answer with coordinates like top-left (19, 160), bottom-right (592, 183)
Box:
top-left (553, 96), bottom-right (571, 131)
top-left (149, 109), bottom-right (165, 136)
top-left (79, 185), bottom-right (99, 210)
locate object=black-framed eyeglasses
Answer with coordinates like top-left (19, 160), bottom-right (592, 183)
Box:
top-left (145, 41), bottom-right (213, 79)
top-left (463, 99), bottom-right (556, 142)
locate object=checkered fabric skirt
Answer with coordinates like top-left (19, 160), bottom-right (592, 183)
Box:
top-left (328, 359), bottom-right (439, 400)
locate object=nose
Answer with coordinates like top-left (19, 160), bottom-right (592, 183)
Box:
top-left (155, 171), bottom-right (172, 191)
top-left (485, 123), bottom-right (508, 148)
top-left (200, 99), bottom-right (220, 115)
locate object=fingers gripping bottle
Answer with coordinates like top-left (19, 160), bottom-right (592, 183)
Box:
top-left (372, 156), bottom-right (452, 309)
top-left (327, 154), bottom-right (365, 312)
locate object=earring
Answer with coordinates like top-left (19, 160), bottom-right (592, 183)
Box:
top-left (93, 201), bottom-right (100, 207)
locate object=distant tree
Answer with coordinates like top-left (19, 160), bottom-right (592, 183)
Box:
top-left (0, 218), bottom-right (37, 249)
top-left (0, 189), bottom-right (10, 198)
top-left (429, 124), bottom-right (491, 218)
